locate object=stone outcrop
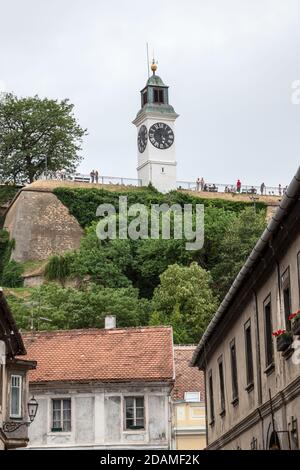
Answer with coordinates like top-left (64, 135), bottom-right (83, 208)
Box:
top-left (4, 187), bottom-right (83, 263)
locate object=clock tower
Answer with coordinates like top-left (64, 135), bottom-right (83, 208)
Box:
top-left (132, 61), bottom-right (179, 192)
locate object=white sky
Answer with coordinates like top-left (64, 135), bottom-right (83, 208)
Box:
top-left (1, 0), bottom-right (300, 187)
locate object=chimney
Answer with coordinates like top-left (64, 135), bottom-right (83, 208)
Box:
top-left (105, 315), bottom-right (116, 329)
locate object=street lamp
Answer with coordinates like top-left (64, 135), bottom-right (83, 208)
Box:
top-left (2, 396), bottom-right (39, 433)
top-left (27, 396), bottom-right (39, 423)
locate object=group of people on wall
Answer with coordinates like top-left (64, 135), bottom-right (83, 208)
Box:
top-left (90, 169), bottom-right (100, 183)
top-left (195, 177), bottom-right (287, 196)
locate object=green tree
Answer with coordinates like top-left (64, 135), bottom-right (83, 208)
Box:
top-left (7, 283), bottom-right (152, 331)
top-left (1, 260), bottom-right (23, 287)
top-left (152, 263), bottom-right (218, 343)
top-left (0, 94), bottom-right (87, 183)
top-left (133, 238), bottom-right (193, 298)
top-left (69, 223), bottom-right (134, 288)
top-left (211, 207), bottom-right (266, 298)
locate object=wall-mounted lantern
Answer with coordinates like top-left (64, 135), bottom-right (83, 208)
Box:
top-left (2, 396), bottom-right (39, 433)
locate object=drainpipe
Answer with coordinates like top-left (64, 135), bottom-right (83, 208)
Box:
top-left (204, 368), bottom-right (208, 448)
top-left (253, 291), bottom-right (263, 406)
top-left (168, 395), bottom-right (173, 450)
top-left (257, 408), bottom-right (265, 450)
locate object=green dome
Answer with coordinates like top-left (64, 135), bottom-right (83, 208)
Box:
top-left (146, 74), bottom-right (166, 87)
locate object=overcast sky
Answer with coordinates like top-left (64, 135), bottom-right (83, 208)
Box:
top-left (1, 0), bottom-right (300, 187)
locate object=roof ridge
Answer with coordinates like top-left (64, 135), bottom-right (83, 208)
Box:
top-left (21, 325), bottom-right (172, 337)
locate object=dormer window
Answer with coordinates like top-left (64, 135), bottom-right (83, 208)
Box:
top-left (184, 391), bottom-right (201, 402)
top-left (153, 88), bottom-right (164, 104)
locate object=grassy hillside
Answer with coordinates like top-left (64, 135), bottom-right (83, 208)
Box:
top-left (53, 186), bottom-right (267, 228)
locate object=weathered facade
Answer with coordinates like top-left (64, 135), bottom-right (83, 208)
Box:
top-left (171, 346), bottom-right (206, 450)
top-left (22, 324), bottom-right (174, 449)
top-left (0, 289), bottom-right (36, 450)
top-left (192, 166), bottom-right (300, 450)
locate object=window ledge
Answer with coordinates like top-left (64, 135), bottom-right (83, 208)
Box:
top-left (123, 429), bottom-right (146, 434)
top-left (282, 345), bottom-right (294, 360)
top-left (264, 363), bottom-right (275, 376)
top-left (245, 382), bottom-right (254, 393)
top-left (231, 397), bottom-right (239, 407)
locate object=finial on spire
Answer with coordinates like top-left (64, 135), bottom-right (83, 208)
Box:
top-left (151, 58), bottom-right (158, 75)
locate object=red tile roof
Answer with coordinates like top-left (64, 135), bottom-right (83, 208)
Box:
top-left (22, 326), bottom-right (174, 384)
top-left (172, 346), bottom-right (205, 401)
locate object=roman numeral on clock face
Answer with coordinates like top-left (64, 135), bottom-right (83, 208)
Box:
top-left (137, 125), bottom-right (148, 153)
top-left (149, 122), bottom-right (174, 150)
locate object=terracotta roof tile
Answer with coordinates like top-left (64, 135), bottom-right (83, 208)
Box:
top-left (22, 326), bottom-right (174, 384)
top-left (171, 345), bottom-right (205, 401)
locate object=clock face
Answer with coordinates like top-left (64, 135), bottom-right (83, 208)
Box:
top-left (149, 122), bottom-right (174, 150)
top-left (137, 125), bottom-right (148, 153)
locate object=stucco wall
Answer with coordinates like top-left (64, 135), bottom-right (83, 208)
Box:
top-left (204, 229), bottom-right (300, 449)
top-left (177, 435), bottom-right (206, 450)
top-left (4, 189), bottom-right (83, 263)
top-left (28, 383), bottom-right (171, 449)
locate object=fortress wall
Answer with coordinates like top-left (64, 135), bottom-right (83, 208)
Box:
top-left (4, 189), bottom-right (83, 263)
top-left (3, 180), bottom-right (280, 265)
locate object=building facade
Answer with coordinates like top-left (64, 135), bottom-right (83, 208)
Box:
top-left (192, 167), bottom-right (300, 450)
top-left (133, 61), bottom-right (179, 193)
top-left (0, 289), bottom-right (37, 450)
top-left (171, 346), bottom-right (206, 450)
top-left (23, 323), bottom-right (174, 449)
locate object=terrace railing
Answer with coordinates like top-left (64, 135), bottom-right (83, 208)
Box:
top-left (176, 180), bottom-right (285, 196)
top-left (40, 173), bottom-right (285, 196)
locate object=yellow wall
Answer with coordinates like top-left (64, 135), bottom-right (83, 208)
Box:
top-left (173, 402), bottom-right (206, 450)
top-left (177, 434), bottom-right (206, 450)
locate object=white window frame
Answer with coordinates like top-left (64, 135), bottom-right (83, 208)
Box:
top-left (51, 398), bottom-right (72, 432)
top-left (10, 375), bottom-right (22, 418)
top-left (124, 396), bottom-right (145, 431)
top-left (184, 391), bottom-right (201, 402)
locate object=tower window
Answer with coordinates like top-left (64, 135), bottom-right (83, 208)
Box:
top-left (153, 88), bottom-right (164, 104)
top-left (161, 167), bottom-right (165, 173)
top-left (142, 90), bottom-right (148, 107)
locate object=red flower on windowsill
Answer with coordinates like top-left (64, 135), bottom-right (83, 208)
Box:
top-left (288, 310), bottom-right (300, 322)
top-left (272, 329), bottom-right (288, 338)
